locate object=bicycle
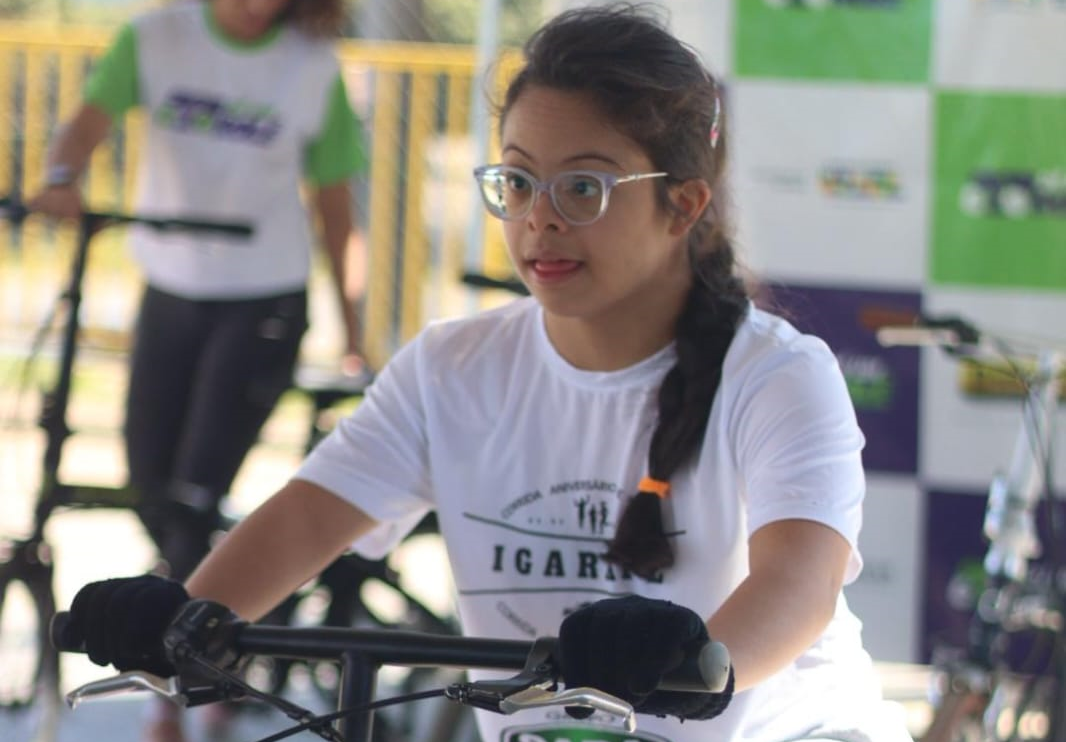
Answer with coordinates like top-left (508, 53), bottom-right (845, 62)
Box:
top-left (0, 194), bottom-right (254, 742)
top-left (48, 602), bottom-right (732, 742)
top-left (875, 313), bottom-right (1065, 742)
top-left (0, 196), bottom-right (462, 742)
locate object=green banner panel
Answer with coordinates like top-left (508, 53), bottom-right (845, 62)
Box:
top-left (931, 92), bottom-right (1066, 290)
top-left (735, 0), bottom-right (932, 83)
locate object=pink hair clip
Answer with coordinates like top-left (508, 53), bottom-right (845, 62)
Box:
top-left (709, 89), bottom-right (721, 150)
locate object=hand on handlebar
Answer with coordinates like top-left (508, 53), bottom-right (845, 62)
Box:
top-left (26, 184), bottom-right (84, 220)
top-left (61, 574), bottom-right (191, 677)
top-left (558, 595), bottom-right (734, 721)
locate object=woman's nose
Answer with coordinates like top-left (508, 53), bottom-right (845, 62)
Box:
top-left (526, 189), bottom-right (565, 232)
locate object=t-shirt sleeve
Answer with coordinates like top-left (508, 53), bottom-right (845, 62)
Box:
top-left (83, 22), bottom-right (140, 117)
top-left (734, 335), bottom-right (867, 584)
top-left (304, 71), bottom-right (368, 186)
top-left (294, 336), bottom-right (432, 558)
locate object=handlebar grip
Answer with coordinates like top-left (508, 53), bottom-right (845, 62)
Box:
top-left (50, 611), bottom-right (83, 653)
top-left (661, 640), bottom-right (731, 693)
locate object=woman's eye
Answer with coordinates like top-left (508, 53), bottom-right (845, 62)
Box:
top-left (506, 174), bottom-right (531, 191)
top-left (567, 176), bottom-right (602, 198)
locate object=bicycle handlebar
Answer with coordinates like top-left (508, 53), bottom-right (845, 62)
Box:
top-left (0, 195), bottom-right (253, 237)
top-left (49, 609), bottom-right (731, 694)
top-left (51, 607), bottom-right (730, 741)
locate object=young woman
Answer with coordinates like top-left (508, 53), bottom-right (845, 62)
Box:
top-left (30, 1), bottom-right (367, 739)
top-left (59, 4), bottom-right (913, 741)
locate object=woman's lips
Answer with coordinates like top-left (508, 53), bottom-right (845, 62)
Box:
top-left (529, 258), bottom-right (582, 283)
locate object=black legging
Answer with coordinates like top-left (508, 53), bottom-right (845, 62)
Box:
top-left (125, 284), bottom-right (308, 580)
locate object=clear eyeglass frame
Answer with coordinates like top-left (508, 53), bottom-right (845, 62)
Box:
top-left (472, 164), bottom-right (670, 226)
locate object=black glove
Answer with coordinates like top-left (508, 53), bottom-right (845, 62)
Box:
top-left (62, 574), bottom-right (190, 677)
top-left (558, 595), bottom-right (733, 721)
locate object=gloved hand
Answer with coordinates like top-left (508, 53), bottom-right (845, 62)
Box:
top-left (558, 595), bottom-right (734, 721)
top-left (61, 574), bottom-right (190, 677)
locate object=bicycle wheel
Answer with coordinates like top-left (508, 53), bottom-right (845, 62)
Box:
top-left (0, 546), bottom-right (61, 742)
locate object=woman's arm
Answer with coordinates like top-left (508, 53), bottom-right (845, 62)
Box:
top-left (706, 518), bottom-right (852, 691)
top-left (184, 478), bottom-right (378, 621)
top-left (313, 180), bottom-right (364, 373)
top-left (27, 103), bottom-right (113, 218)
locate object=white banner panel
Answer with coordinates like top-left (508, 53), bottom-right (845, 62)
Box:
top-left (934, 0), bottom-right (1066, 92)
top-left (730, 80), bottom-right (930, 288)
top-left (844, 474), bottom-right (925, 663)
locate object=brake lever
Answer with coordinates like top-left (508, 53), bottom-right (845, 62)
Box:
top-left (65, 671), bottom-right (184, 709)
top-left (443, 636), bottom-right (637, 732)
top-left (502, 684), bottom-right (636, 733)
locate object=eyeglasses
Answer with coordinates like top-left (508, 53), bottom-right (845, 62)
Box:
top-left (472, 165), bottom-right (669, 226)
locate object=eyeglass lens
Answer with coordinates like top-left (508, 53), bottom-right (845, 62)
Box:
top-left (478, 168), bottom-right (607, 224)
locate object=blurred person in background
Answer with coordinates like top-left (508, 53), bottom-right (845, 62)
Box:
top-left (29, 0), bottom-right (368, 739)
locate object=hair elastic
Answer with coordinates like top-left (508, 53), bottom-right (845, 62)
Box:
top-left (639, 476), bottom-right (671, 499)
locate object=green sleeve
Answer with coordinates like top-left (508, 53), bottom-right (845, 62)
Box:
top-left (304, 72), bottom-right (368, 186)
top-left (84, 22), bottom-right (140, 117)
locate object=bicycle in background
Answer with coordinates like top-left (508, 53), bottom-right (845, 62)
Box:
top-left (0, 197), bottom-right (465, 742)
top-left (0, 196), bottom-right (253, 742)
top-left (876, 314), bottom-right (1065, 742)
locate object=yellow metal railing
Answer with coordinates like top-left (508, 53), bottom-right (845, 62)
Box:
top-left (0, 26), bottom-right (517, 370)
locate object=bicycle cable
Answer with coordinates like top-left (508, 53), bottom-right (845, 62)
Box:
top-left (253, 688), bottom-right (448, 742)
top-left (183, 652), bottom-right (448, 742)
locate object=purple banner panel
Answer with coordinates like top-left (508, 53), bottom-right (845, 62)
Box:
top-left (923, 488), bottom-right (1064, 668)
top-left (758, 283), bottom-right (921, 475)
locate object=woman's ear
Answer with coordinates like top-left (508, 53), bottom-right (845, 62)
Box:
top-left (668, 179), bottom-right (712, 237)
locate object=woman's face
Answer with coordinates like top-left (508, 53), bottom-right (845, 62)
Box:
top-left (499, 86), bottom-right (691, 334)
top-left (212, 0), bottom-right (290, 41)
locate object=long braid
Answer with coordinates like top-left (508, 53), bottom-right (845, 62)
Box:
top-left (604, 234), bottom-right (747, 578)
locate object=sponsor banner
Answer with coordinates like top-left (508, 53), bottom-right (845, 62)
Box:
top-left (931, 92), bottom-right (1066, 289)
top-left (759, 283), bottom-right (922, 475)
top-left (933, 0), bottom-right (1066, 91)
top-left (734, 0), bottom-right (932, 82)
top-left (731, 81), bottom-right (929, 287)
top-left (918, 288), bottom-right (1066, 491)
top-left (844, 474), bottom-right (924, 662)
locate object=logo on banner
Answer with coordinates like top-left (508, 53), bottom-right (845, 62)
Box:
top-left (837, 352), bottom-right (894, 410)
top-left (958, 170), bottom-right (1066, 218)
top-left (763, 0), bottom-right (901, 8)
top-left (818, 164), bottom-right (902, 201)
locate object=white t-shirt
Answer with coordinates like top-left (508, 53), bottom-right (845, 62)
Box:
top-left (298, 298), bottom-right (912, 742)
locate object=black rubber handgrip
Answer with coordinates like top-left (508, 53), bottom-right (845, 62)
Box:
top-left (50, 611), bottom-right (80, 653)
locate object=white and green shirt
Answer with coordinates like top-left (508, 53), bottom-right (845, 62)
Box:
top-left (85, 2), bottom-right (367, 299)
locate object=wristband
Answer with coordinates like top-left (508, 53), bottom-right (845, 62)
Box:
top-left (45, 163), bottom-right (76, 188)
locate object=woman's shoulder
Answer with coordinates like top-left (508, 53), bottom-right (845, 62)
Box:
top-left (414, 298), bottom-right (539, 364)
top-left (727, 303), bottom-right (838, 376)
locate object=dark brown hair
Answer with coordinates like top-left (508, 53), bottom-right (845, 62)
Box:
top-left (501, 3), bottom-right (749, 580)
top-left (204, 0), bottom-right (347, 38)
